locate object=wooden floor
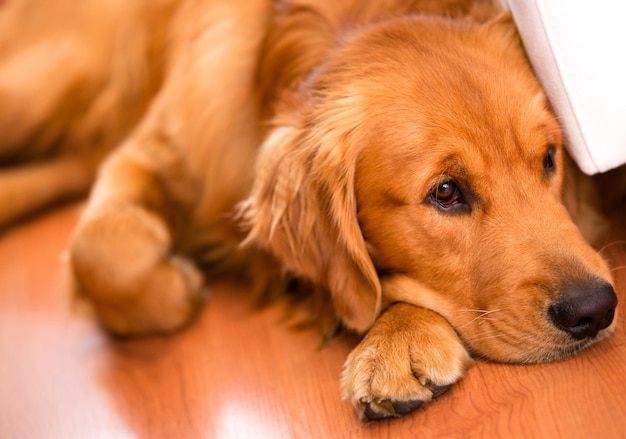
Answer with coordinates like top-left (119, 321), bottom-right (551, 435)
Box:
top-left (0, 204), bottom-right (625, 439)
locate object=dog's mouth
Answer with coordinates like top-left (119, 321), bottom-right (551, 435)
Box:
top-left (456, 276), bottom-right (619, 364)
top-left (467, 326), bottom-right (614, 364)
top-left (459, 303), bottom-right (618, 364)
top-left (554, 325), bottom-right (616, 358)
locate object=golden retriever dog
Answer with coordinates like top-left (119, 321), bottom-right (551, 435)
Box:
top-left (0, 0), bottom-right (619, 420)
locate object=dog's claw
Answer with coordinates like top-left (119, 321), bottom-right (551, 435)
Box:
top-left (363, 402), bottom-right (395, 421)
top-left (392, 399), bottom-right (425, 416)
top-left (362, 387), bottom-right (451, 421)
top-left (431, 383), bottom-right (453, 399)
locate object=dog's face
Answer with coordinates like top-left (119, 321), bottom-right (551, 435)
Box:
top-left (245, 15), bottom-right (616, 363)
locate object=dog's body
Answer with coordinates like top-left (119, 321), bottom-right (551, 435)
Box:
top-left (0, 0), bottom-right (618, 420)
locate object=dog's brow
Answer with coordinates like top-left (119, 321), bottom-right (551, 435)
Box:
top-left (436, 154), bottom-right (468, 177)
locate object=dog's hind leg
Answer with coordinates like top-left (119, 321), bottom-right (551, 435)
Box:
top-left (0, 36), bottom-right (111, 228)
top-left (0, 153), bottom-right (100, 228)
top-left (0, 1), bottom-right (174, 228)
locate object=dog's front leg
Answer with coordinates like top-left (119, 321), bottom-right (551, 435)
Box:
top-left (342, 303), bottom-right (473, 420)
top-left (70, 143), bottom-right (204, 336)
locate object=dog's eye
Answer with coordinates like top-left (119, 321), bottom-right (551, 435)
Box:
top-left (435, 182), bottom-right (457, 202)
top-left (430, 180), bottom-right (467, 212)
top-left (543, 146), bottom-right (556, 172)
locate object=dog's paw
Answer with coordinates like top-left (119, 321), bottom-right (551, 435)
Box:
top-left (341, 304), bottom-right (472, 420)
top-left (70, 204), bottom-right (205, 336)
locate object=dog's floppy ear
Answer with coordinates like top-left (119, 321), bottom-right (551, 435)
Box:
top-left (240, 119), bottom-right (382, 333)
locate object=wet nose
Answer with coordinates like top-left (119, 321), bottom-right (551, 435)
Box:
top-left (548, 281), bottom-right (617, 340)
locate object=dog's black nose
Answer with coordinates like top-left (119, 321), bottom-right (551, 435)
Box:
top-left (549, 281), bottom-right (617, 340)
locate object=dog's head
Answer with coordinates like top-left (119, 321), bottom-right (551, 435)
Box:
top-left (243, 14), bottom-right (617, 363)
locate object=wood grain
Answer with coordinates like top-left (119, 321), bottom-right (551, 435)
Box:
top-left (0, 204), bottom-right (624, 439)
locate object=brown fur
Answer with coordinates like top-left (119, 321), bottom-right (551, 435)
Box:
top-left (0, 0), bottom-right (618, 420)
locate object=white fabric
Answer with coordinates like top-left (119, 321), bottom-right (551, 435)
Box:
top-left (501, 0), bottom-right (626, 174)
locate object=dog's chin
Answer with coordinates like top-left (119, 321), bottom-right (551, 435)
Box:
top-left (465, 320), bottom-right (617, 365)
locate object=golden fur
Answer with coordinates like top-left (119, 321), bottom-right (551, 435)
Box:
top-left (0, 0), bottom-right (619, 420)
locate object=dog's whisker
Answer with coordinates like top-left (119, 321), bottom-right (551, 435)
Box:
top-left (459, 316), bottom-right (498, 328)
top-left (464, 331), bottom-right (507, 344)
top-left (457, 309), bottom-right (501, 329)
top-left (466, 335), bottom-right (505, 346)
top-left (598, 240), bottom-right (626, 254)
top-left (609, 265), bottom-right (626, 273)
top-left (466, 323), bottom-right (553, 353)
